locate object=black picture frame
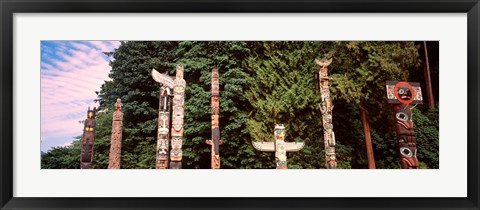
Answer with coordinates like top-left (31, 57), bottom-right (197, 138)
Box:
top-left (1, 0), bottom-right (479, 209)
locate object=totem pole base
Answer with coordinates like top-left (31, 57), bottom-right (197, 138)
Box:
top-left (156, 158), bottom-right (168, 169)
top-left (325, 162), bottom-right (337, 169)
top-left (80, 162), bottom-right (92, 169)
top-left (169, 161), bottom-right (182, 169)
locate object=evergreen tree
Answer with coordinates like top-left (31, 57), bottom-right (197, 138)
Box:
top-left (41, 138), bottom-right (81, 169)
top-left (244, 41), bottom-right (339, 168)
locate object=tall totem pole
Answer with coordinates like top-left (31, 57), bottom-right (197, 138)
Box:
top-left (252, 124), bottom-right (304, 169)
top-left (315, 58), bottom-right (337, 169)
top-left (170, 65), bottom-right (186, 169)
top-left (80, 107), bottom-right (96, 169)
top-left (152, 68), bottom-right (175, 169)
top-left (206, 68), bottom-right (223, 169)
top-left (108, 99), bottom-right (124, 169)
top-left (386, 81), bottom-right (423, 169)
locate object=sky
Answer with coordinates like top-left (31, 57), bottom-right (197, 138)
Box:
top-left (41, 41), bottom-right (120, 152)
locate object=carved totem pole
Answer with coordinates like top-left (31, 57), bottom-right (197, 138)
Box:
top-left (170, 65), bottom-right (186, 169)
top-left (80, 107), bottom-right (96, 169)
top-left (314, 58), bottom-right (337, 169)
top-left (108, 99), bottom-right (124, 169)
top-left (252, 124), bottom-right (304, 169)
top-left (386, 81), bottom-right (423, 169)
top-left (206, 68), bottom-right (223, 169)
top-left (152, 69), bottom-right (174, 169)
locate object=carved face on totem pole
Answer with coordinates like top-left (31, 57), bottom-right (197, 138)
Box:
top-left (84, 108), bottom-right (96, 133)
top-left (157, 139), bottom-right (168, 166)
top-left (158, 112), bottom-right (169, 133)
top-left (386, 81), bottom-right (423, 104)
top-left (170, 137), bottom-right (183, 162)
top-left (172, 111), bottom-right (184, 134)
top-left (87, 107), bottom-right (96, 119)
top-left (176, 65), bottom-right (184, 79)
top-left (115, 98), bottom-right (122, 111)
top-left (274, 124), bottom-right (286, 141)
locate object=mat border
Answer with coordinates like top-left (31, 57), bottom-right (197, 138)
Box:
top-left (1, 0), bottom-right (479, 209)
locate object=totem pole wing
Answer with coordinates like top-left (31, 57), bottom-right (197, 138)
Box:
top-left (284, 142), bottom-right (305, 152)
top-left (152, 68), bottom-right (174, 89)
top-left (252, 142), bottom-right (275, 152)
top-left (315, 58), bottom-right (333, 68)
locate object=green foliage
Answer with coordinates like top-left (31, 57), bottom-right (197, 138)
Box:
top-left (91, 110), bottom-right (113, 169)
top-left (41, 41), bottom-right (439, 169)
top-left (413, 106), bottom-right (440, 169)
top-left (244, 41), bottom-right (326, 168)
top-left (41, 138), bottom-right (81, 169)
top-left (330, 41), bottom-right (421, 124)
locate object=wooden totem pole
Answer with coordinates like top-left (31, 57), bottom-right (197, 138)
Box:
top-left (80, 107), bottom-right (96, 169)
top-left (386, 81), bottom-right (423, 169)
top-left (206, 68), bottom-right (223, 169)
top-left (152, 69), bottom-right (174, 169)
top-left (315, 58), bottom-right (337, 169)
top-left (108, 99), bottom-right (124, 169)
top-left (170, 65), bottom-right (186, 169)
top-left (252, 124), bottom-right (304, 169)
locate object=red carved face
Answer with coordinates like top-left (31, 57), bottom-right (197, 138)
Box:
top-left (398, 87), bottom-right (412, 100)
top-left (393, 82), bottom-right (415, 104)
top-left (400, 146), bottom-right (418, 168)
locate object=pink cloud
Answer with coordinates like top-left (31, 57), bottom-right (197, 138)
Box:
top-left (87, 41), bottom-right (121, 52)
top-left (41, 41), bottom-right (120, 151)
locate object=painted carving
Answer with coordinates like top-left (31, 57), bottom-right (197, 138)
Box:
top-left (315, 58), bottom-right (337, 169)
top-left (386, 81), bottom-right (423, 104)
top-left (80, 107), bottom-right (96, 169)
top-left (152, 69), bottom-right (175, 169)
top-left (386, 81), bottom-right (423, 169)
top-left (169, 65), bottom-right (186, 169)
top-left (152, 69), bottom-right (175, 89)
top-left (157, 87), bottom-right (172, 169)
top-left (206, 68), bottom-right (223, 169)
top-left (108, 99), bottom-right (124, 169)
top-left (252, 124), bottom-right (305, 169)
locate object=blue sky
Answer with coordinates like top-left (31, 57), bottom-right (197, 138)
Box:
top-left (41, 41), bottom-right (120, 152)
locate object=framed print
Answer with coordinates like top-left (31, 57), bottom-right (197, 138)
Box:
top-left (1, 0), bottom-right (479, 209)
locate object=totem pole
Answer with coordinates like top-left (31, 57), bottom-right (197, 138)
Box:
top-left (80, 107), bottom-right (96, 169)
top-left (170, 65), bottom-right (186, 169)
top-left (386, 81), bottom-right (423, 169)
top-left (152, 69), bottom-right (175, 169)
top-left (252, 124), bottom-right (304, 169)
top-left (108, 99), bottom-right (124, 169)
top-left (206, 68), bottom-right (223, 169)
top-left (314, 58), bottom-right (337, 169)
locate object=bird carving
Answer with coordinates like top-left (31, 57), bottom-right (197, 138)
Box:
top-left (315, 58), bottom-right (333, 68)
top-left (151, 68), bottom-right (174, 89)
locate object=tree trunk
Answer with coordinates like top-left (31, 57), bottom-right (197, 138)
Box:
top-left (423, 41), bottom-right (435, 110)
top-left (360, 104), bottom-right (375, 169)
